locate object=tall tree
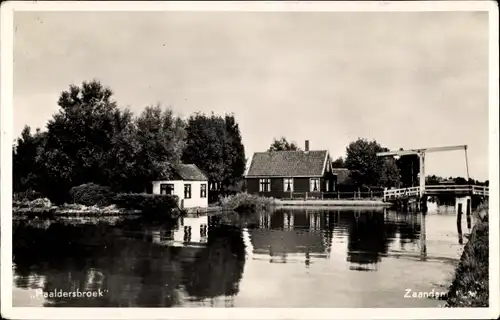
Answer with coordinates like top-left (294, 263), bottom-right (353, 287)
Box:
top-left (133, 105), bottom-right (186, 192)
top-left (222, 114), bottom-right (247, 192)
top-left (344, 138), bottom-right (400, 188)
top-left (182, 113), bottom-right (246, 193)
top-left (182, 113), bottom-right (227, 184)
top-left (267, 137), bottom-right (300, 152)
top-left (13, 126), bottom-right (47, 192)
top-left (36, 80), bottom-right (123, 202)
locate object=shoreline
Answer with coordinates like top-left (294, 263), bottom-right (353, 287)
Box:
top-left (444, 210), bottom-right (489, 307)
top-left (274, 199), bottom-right (391, 207)
top-left (12, 206), bottom-right (142, 217)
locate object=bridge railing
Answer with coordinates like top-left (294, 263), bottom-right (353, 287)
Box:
top-left (383, 184), bottom-right (489, 201)
top-left (383, 186), bottom-right (420, 201)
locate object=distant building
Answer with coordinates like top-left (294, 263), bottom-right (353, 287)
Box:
top-left (152, 164), bottom-right (208, 209)
top-left (245, 140), bottom-right (337, 198)
top-left (332, 168), bottom-right (351, 185)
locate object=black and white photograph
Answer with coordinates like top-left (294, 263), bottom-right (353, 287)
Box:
top-left (1, 1), bottom-right (498, 319)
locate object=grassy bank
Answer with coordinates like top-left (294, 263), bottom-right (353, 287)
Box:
top-left (444, 210), bottom-right (489, 307)
top-left (12, 193), bottom-right (181, 219)
top-left (219, 192), bottom-right (276, 213)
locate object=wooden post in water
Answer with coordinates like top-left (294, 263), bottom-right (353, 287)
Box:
top-left (457, 202), bottom-right (463, 245)
top-left (420, 212), bottom-right (427, 260)
top-left (466, 197), bottom-right (472, 229)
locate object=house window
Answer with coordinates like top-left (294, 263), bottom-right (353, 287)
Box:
top-left (184, 184), bottom-right (192, 199)
top-left (160, 183), bottom-right (174, 195)
top-left (325, 180), bottom-right (329, 192)
top-left (200, 184), bottom-right (207, 198)
top-left (283, 178), bottom-right (294, 192)
top-left (310, 178), bottom-right (320, 192)
top-left (259, 179), bottom-right (271, 192)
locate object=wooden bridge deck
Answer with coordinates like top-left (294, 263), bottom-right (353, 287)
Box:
top-left (383, 185), bottom-right (489, 201)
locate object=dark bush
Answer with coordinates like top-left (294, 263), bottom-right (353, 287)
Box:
top-left (113, 193), bottom-right (179, 214)
top-left (69, 183), bottom-right (115, 207)
top-left (13, 190), bottom-right (44, 202)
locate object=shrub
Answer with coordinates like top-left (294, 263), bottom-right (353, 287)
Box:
top-left (219, 192), bottom-right (275, 213)
top-left (13, 190), bottom-right (44, 202)
top-left (113, 193), bottom-right (179, 214)
top-left (69, 183), bottom-right (115, 207)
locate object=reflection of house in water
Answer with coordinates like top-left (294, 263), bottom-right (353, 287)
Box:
top-left (250, 210), bottom-right (334, 265)
top-left (151, 214), bottom-right (209, 247)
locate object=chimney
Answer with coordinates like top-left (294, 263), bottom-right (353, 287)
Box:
top-left (305, 140), bottom-right (310, 152)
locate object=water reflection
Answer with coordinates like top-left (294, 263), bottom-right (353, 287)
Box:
top-left (13, 215), bottom-right (246, 307)
top-left (13, 207), bottom-right (464, 308)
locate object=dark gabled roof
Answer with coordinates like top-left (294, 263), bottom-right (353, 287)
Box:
top-left (173, 164), bottom-right (208, 181)
top-left (246, 150), bottom-right (329, 178)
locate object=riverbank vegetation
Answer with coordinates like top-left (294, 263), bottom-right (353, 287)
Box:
top-left (13, 191), bottom-right (181, 218)
top-left (444, 210), bottom-right (489, 307)
top-left (13, 80), bottom-right (247, 207)
top-left (218, 193), bottom-right (276, 213)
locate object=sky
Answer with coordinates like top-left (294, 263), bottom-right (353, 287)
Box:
top-left (13, 10), bottom-right (490, 181)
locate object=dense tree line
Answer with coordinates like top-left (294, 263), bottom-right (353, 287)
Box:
top-left (342, 138), bottom-right (486, 189)
top-left (267, 137), bottom-right (301, 152)
top-left (13, 80), bottom-right (246, 203)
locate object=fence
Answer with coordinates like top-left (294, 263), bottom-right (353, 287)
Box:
top-left (286, 191), bottom-right (384, 200)
top-left (382, 184), bottom-right (489, 201)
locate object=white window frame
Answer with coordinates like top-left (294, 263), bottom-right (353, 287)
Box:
top-left (259, 178), bottom-right (271, 192)
top-left (283, 178), bottom-right (294, 192)
top-left (326, 180), bottom-right (329, 192)
top-left (310, 178), bottom-right (320, 192)
top-left (200, 183), bottom-right (207, 198)
top-left (160, 183), bottom-right (174, 195)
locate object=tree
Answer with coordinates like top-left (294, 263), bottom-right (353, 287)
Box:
top-left (379, 158), bottom-right (401, 188)
top-left (344, 138), bottom-right (400, 188)
top-left (267, 137), bottom-right (300, 152)
top-left (396, 154), bottom-right (420, 187)
top-left (425, 175), bottom-right (442, 185)
top-left (37, 80), bottom-right (127, 202)
top-left (182, 113), bottom-right (227, 184)
top-left (13, 126), bottom-right (47, 192)
top-left (182, 113), bottom-right (247, 194)
top-left (222, 114), bottom-right (247, 192)
top-left (332, 157), bottom-right (345, 168)
top-left (133, 105), bottom-right (186, 192)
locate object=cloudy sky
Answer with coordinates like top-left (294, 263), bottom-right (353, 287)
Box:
top-left (13, 10), bottom-right (490, 180)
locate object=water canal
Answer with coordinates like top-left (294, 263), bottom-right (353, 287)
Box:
top-left (12, 207), bottom-right (472, 307)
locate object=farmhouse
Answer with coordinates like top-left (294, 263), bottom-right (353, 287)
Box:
top-left (152, 164), bottom-right (208, 209)
top-left (245, 140), bottom-right (337, 199)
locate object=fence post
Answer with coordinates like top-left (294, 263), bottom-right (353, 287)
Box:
top-left (370, 191), bottom-right (373, 199)
top-left (337, 191), bottom-right (340, 200)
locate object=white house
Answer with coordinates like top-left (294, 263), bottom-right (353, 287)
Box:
top-left (151, 214), bottom-right (209, 247)
top-left (152, 164), bottom-right (209, 209)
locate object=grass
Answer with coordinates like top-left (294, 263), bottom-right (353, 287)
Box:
top-left (444, 208), bottom-right (489, 307)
